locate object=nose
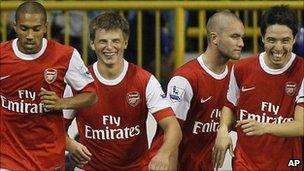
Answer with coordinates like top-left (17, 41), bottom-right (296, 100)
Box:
top-left (273, 41), bottom-right (283, 51)
top-left (105, 42), bottom-right (114, 50)
top-left (26, 29), bottom-right (34, 40)
top-left (238, 37), bottom-right (244, 48)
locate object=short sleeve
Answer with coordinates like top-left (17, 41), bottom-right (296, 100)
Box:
top-left (146, 75), bottom-right (172, 116)
top-left (296, 78), bottom-right (304, 105)
top-left (166, 76), bottom-right (193, 121)
top-left (64, 49), bottom-right (94, 91)
top-left (225, 66), bottom-right (240, 109)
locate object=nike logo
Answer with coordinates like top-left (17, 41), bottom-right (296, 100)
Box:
top-left (241, 86), bottom-right (256, 92)
top-left (200, 96), bottom-right (212, 103)
top-left (0, 75), bottom-right (10, 80)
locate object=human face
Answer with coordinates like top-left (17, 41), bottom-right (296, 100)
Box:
top-left (14, 13), bottom-right (47, 54)
top-left (217, 20), bottom-right (244, 60)
top-left (91, 29), bottom-right (128, 67)
top-left (262, 24), bottom-right (295, 69)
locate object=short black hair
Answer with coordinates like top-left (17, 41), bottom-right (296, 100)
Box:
top-left (206, 10), bottom-right (242, 42)
top-left (15, 1), bottom-right (47, 23)
top-left (89, 11), bottom-right (130, 41)
top-left (260, 5), bottom-right (298, 37)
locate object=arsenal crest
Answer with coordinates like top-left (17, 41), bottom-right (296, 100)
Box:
top-left (126, 91), bottom-right (140, 107)
top-left (285, 82), bottom-right (297, 96)
top-left (44, 68), bottom-right (57, 84)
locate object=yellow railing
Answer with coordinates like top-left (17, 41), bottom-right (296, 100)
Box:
top-left (1, 1), bottom-right (303, 79)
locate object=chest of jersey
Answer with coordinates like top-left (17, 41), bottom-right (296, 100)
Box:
top-left (236, 64), bottom-right (303, 122)
top-left (0, 42), bottom-right (72, 115)
top-left (76, 71), bottom-right (149, 142)
top-left (186, 69), bottom-right (230, 128)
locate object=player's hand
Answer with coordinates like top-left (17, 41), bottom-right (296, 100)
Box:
top-left (39, 88), bottom-right (64, 111)
top-left (212, 125), bottom-right (234, 171)
top-left (66, 138), bottom-right (92, 166)
top-left (236, 119), bottom-right (268, 136)
top-left (149, 152), bottom-right (170, 171)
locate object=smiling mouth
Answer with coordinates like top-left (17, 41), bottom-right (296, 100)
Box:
top-left (104, 52), bottom-right (116, 57)
top-left (271, 52), bottom-right (286, 60)
top-left (273, 53), bottom-right (284, 57)
top-left (25, 43), bottom-right (35, 46)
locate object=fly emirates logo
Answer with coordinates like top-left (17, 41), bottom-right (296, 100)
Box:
top-left (1, 89), bottom-right (49, 114)
top-left (193, 109), bottom-right (221, 134)
top-left (240, 102), bottom-right (293, 124)
top-left (85, 115), bottom-right (141, 140)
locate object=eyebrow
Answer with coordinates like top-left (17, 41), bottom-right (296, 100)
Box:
top-left (266, 36), bottom-right (292, 40)
top-left (19, 24), bottom-right (42, 28)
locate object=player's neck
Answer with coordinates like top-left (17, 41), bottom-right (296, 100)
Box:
top-left (203, 49), bottom-right (227, 74)
top-left (97, 59), bottom-right (124, 80)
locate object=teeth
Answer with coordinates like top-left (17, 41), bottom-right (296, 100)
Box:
top-left (104, 52), bottom-right (115, 56)
top-left (273, 53), bottom-right (283, 58)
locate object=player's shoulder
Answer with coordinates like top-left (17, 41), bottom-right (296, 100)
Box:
top-left (291, 55), bottom-right (304, 71)
top-left (87, 64), bottom-right (94, 73)
top-left (47, 39), bottom-right (74, 51)
top-left (0, 40), bottom-right (12, 49)
top-left (0, 40), bottom-right (14, 60)
top-left (236, 55), bottom-right (258, 65)
top-left (234, 54), bottom-right (259, 70)
top-left (128, 62), bottom-right (152, 79)
top-left (174, 58), bottom-right (200, 77)
top-left (295, 55), bottom-right (304, 63)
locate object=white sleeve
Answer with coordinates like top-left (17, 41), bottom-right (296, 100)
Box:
top-left (63, 85), bottom-right (76, 119)
top-left (146, 75), bottom-right (171, 114)
top-left (167, 76), bottom-right (193, 121)
top-left (296, 78), bottom-right (304, 104)
top-left (64, 49), bottom-right (94, 91)
top-left (227, 66), bottom-right (240, 106)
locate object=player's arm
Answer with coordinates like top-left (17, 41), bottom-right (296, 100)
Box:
top-left (39, 49), bottom-right (97, 111)
top-left (146, 75), bottom-right (182, 170)
top-left (63, 98), bottom-right (92, 166)
top-left (212, 67), bottom-right (239, 170)
top-left (237, 79), bottom-right (304, 137)
top-left (264, 105), bottom-right (303, 136)
top-left (212, 106), bottom-right (236, 170)
top-left (39, 87), bottom-right (97, 111)
top-left (149, 115), bottom-right (182, 171)
top-left (237, 104), bottom-right (304, 137)
top-left (66, 134), bottom-right (92, 166)
top-left (165, 75), bottom-right (193, 170)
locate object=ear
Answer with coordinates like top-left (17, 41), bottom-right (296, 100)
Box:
top-left (13, 21), bottom-right (17, 32)
top-left (124, 40), bottom-right (128, 49)
top-left (210, 32), bottom-right (218, 45)
top-left (44, 22), bottom-right (48, 33)
top-left (292, 35), bottom-right (296, 44)
top-left (41, 22), bottom-right (48, 34)
top-left (90, 41), bottom-right (95, 51)
top-left (261, 36), bottom-right (265, 43)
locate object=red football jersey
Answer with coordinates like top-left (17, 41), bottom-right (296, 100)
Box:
top-left (226, 53), bottom-right (303, 171)
top-left (0, 38), bottom-right (94, 170)
top-left (64, 60), bottom-right (173, 170)
top-left (152, 55), bottom-right (232, 170)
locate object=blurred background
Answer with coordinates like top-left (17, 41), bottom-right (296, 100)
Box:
top-left (1, 0), bottom-right (303, 170)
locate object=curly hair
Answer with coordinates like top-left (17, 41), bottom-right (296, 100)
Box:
top-left (260, 5), bottom-right (298, 37)
top-left (15, 1), bottom-right (47, 23)
top-left (89, 12), bottom-right (130, 41)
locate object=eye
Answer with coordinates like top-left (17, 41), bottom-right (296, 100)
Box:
top-left (266, 38), bottom-right (275, 44)
top-left (33, 27), bottom-right (41, 32)
top-left (231, 34), bottom-right (240, 39)
top-left (113, 39), bottom-right (120, 43)
top-left (20, 26), bottom-right (27, 31)
top-left (98, 40), bottom-right (107, 44)
top-left (282, 39), bottom-right (291, 44)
